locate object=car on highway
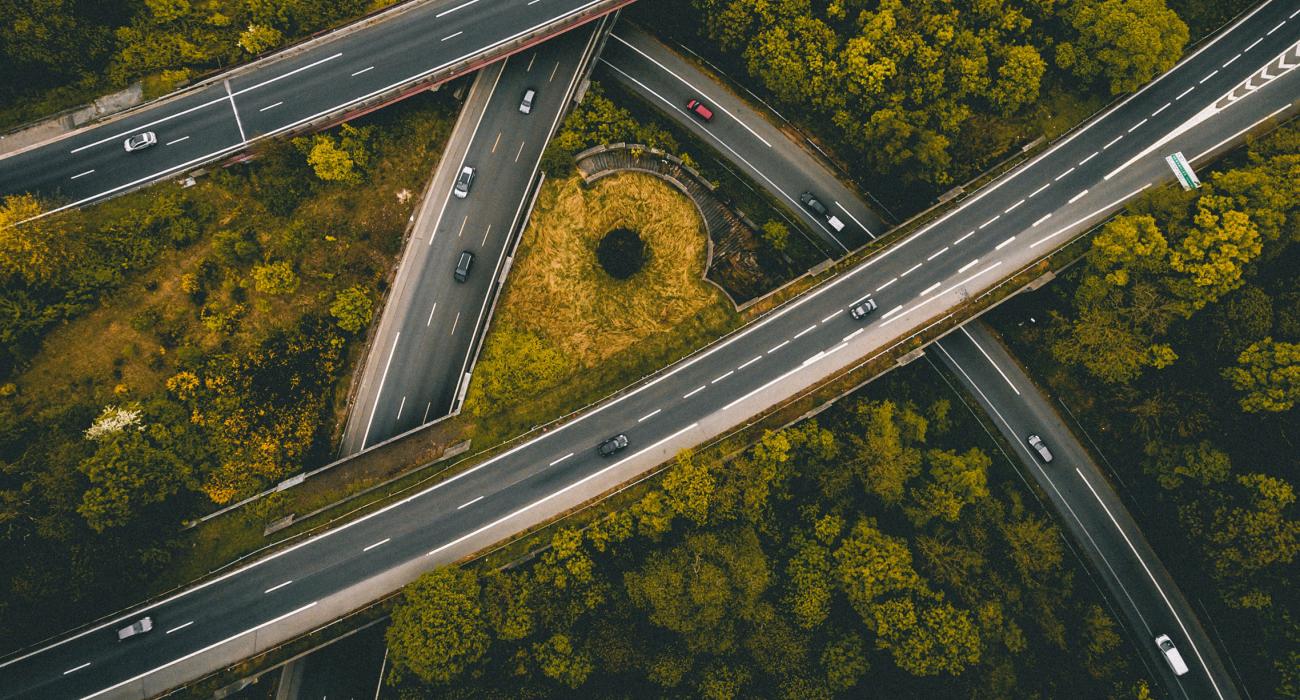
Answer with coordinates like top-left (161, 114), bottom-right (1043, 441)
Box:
top-left (519, 88), bottom-right (537, 115)
top-left (123, 132), bottom-right (157, 153)
top-left (1155, 634), bottom-right (1190, 676)
top-left (597, 434), bottom-right (629, 457)
top-left (1027, 434), bottom-right (1053, 463)
top-left (849, 298), bottom-right (878, 320)
top-left (686, 98), bottom-right (714, 122)
top-left (117, 617), bottom-right (153, 641)
top-left (799, 191), bottom-right (847, 232)
top-left (453, 165), bottom-right (476, 198)
top-left (454, 251), bottom-right (474, 283)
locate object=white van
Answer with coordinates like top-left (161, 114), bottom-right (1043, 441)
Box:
top-left (1155, 634), bottom-right (1189, 676)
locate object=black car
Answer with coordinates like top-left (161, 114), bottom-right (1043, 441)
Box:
top-left (799, 191), bottom-right (829, 217)
top-left (454, 251), bottom-right (474, 283)
top-left (597, 434), bottom-right (629, 457)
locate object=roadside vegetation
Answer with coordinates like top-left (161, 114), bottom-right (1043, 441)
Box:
top-left (633, 0), bottom-right (1254, 213)
top-left (0, 0), bottom-right (400, 130)
top-left (0, 91), bottom-right (457, 649)
top-left (387, 361), bottom-right (1149, 697)
top-left (465, 172), bottom-right (739, 442)
top-left (990, 121), bottom-right (1300, 697)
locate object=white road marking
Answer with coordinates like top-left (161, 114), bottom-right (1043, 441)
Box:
top-left (737, 355), bottom-right (763, 370)
top-left (880, 305), bottom-right (903, 320)
top-left (637, 408), bottom-right (661, 422)
top-left (1032, 213), bottom-right (1051, 227)
top-left (526, 53), bottom-right (537, 71)
top-left (1031, 185), bottom-right (1150, 248)
top-left (1127, 118), bottom-right (1148, 133)
top-left (450, 312), bottom-right (460, 335)
top-left (996, 236), bottom-right (1016, 250)
top-left (921, 282), bottom-right (941, 296)
top-left (957, 258), bottom-right (980, 274)
top-left (491, 131), bottom-right (502, 153)
top-left (456, 214), bottom-right (468, 239)
top-left (711, 370), bottom-right (734, 384)
top-left (901, 262), bottom-right (923, 277)
top-left (224, 80), bottom-right (247, 143)
top-left (883, 262), bottom-right (1003, 327)
top-left (548, 452), bottom-right (574, 467)
top-left (482, 223), bottom-right (492, 246)
top-left (435, 0), bottom-right (481, 17)
top-left (960, 327), bottom-right (1019, 395)
top-left (1078, 151), bottom-right (1098, 165)
top-left (821, 311), bottom-right (840, 324)
top-left (165, 136), bottom-right (190, 146)
top-left (351, 66), bottom-right (374, 76)
top-left (514, 140), bottom-right (526, 162)
top-left (793, 325), bottom-right (817, 339)
top-left (423, 403), bottom-right (432, 423)
top-left (165, 621), bottom-right (194, 635)
top-left (767, 340), bottom-right (790, 354)
top-left (801, 351), bottom-right (826, 367)
top-left (259, 101), bottom-right (283, 112)
top-left (1199, 69), bottom-right (1219, 84)
top-left (458, 495), bottom-right (485, 509)
top-left (363, 538), bottom-right (390, 552)
top-left (360, 331), bottom-right (400, 450)
top-left (427, 302), bottom-right (437, 326)
top-left (1068, 190), bottom-right (1089, 204)
top-left (842, 329), bottom-right (862, 343)
top-left (395, 396), bottom-right (406, 421)
top-left (1004, 200), bottom-right (1024, 214)
top-left (978, 215), bottom-right (999, 229)
top-left (834, 202), bottom-right (875, 238)
top-left (549, 61), bottom-right (560, 82)
top-left (1266, 20), bottom-right (1286, 35)
top-left (1175, 85), bottom-right (1196, 100)
top-left (683, 385), bottom-right (706, 399)
top-left (1028, 183), bottom-right (1050, 198)
top-left (1244, 37), bottom-right (1264, 53)
top-left (70, 170), bottom-right (95, 180)
top-left (1222, 54), bottom-right (1240, 68)
top-left (442, 31), bottom-right (463, 42)
top-left (1151, 102), bottom-right (1172, 117)
top-left (264, 580), bottom-right (293, 594)
top-left (876, 277), bottom-right (897, 292)
top-left (954, 230), bottom-right (976, 245)
top-left (1103, 135), bottom-right (1124, 149)
top-left (64, 663), bottom-right (91, 675)
top-left (927, 246), bottom-right (949, 260)
top-left (1054, 167), bottom-right (1074, 181)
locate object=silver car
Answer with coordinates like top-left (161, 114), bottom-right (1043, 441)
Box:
top-left (123, 132), bottom-right (157, 152)
top-left (117, 616), bottom-right (153, 641)
top-left (1027, 434), bottom-right (1053, 463)
top-left (849, 297), bottom-right (878, 320)
top-left (519, 88), bottom-right (537, 115)
top-left (453, 165), bottom-right (476, 198)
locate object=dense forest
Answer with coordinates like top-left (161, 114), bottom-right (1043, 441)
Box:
top-left (384, 366), bottom-right (1150, 698)
top-left (994, 121), bottom-right (1299, 697)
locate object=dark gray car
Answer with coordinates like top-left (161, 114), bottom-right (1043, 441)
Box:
top-left (597, 434), bottom-right (629, 457)
top-left (454, 251), bottom-right (474, 283)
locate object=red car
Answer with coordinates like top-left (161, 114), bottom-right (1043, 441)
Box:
top-left (686, 98), bottom-right (714, 122)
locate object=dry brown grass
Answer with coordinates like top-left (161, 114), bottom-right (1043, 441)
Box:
top-left (500, 172), bottom-right (724, 367)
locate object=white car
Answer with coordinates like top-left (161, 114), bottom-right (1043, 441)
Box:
top-left (1155, 634), bottom-right (1189, 676)
top-left (117, 616), bottom-right (153, 641)
top-left (519, 88), bottom-right (537, 115)
top-left (1027, 434), bottom-right (1053, 463)
top-left (123, 132), bottom-right (157, 153)
top-left (453, 165), bottom-right (476, 198)
top-left (849, 298), bottom-right (878, 320)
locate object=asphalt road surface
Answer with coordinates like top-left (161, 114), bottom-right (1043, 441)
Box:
top-left (0, 0), bottom-right (623, 213)
top-left (599, 23), bottom-right (883, 254)
top-left (339, 23), bottom-right (606, 455)
top-left (934, 323), bottom-right (1239, 700)
top-left (1, 2), bottom-right (1295, 697)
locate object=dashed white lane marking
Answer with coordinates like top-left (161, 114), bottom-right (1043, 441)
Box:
top-left (458, 495), bottom-right (485, 509)
top-left (165, 136), bottom-right (190, 146)
top-left (821, 311), bottom-right (840, 324)
top-left (883, 262), bottom-right (1003, 327)
top-left (880, 305), bottom-right (903, 320)
top-left (426, 302), bottom-right (437, 326)
top-left (1068, 190), bottom-right (1089, 204)
top-left (737, 355), bottom-right (762, 370)
top-left (1029, 183), bottom-right (1050, 198)
top-left (1291, 7), bottom-right (1300, 19)
top-left (491, 132), bottom-right (502, 153)
top-left (1103, 135), bottom-right (1124, 149)
top-left (793, 325), bottom-right (817, 339)
top-left (1004, 200), bottom-right (1024, 214)
top-left (711, 370), bottom-right (734, 384)
top-left (70, 170), bottom-right (94, 180)
top-left (1266, 20), bottom-right (1286, 35)
top-left (1078, 151), bottom-right (1098, 165)
top-left (259, 101), bottom-right (283, 112)
top-left (901, 262), bottom-right (923, 277)
top-left (996, 236), bottom-right (1016, 250)
top-left (395, 396), bottom-right (406, 421)
top-left (1245, 37), bottom-right (1264, 52)
top-left (768, 340), bottom-right (790, 354)
top-left (441, 31), bottom-right (464, 41)
top-left (1199, 69), bottom-right (1219, 83)
top-left (957, 258), bottom-right (980, 274)
top-left (1031, 185), bottom-right (1151, 248)
top-left (364, 538), bottom-right (390, 551)
top-left (264, 580), bottom-right (293, 594)
top-left (548, 453), bottom-right (573, 467)
top-left (351, 66), bottom-right (375, 76)
top-left (637, 408), bottom-right (661, 422)
top-left (435, 0), bottom-right (481, 17)
top-left (683, 385), bottom-right (706, 399)
top-left (1223, 54), bottom-right (1241, 68)
top-left (482, 223), bottom-right (492, 246)
top-left (1176, 85), bottom-right (1196, 101)
top-left (954, 230), bottom-right (976, 245)
top-left (64, 663), bottom-right (91, 675)
top-left (423, 403), bottom-right (431, 423)
top-left (1032, 213), bottom-right (1052, 227)
top-left (165, 621), bottom-right (194, 634)
top-left (1151, 102), bottom-right (1171, 116)
top-left (921, 282), bottom-right (941, 296)
top-left (514, 140), bottom-right (526, 162)
top-left (927, 246), bottom-right (949, 260)
top-left (876, 277), bottom-right (897, 292)
top-left (978, 215), bottom-right (999, 229)
top-left (450, 312), bottom-right (460, 335)
top-left (842, 329), bottom-right (862, 343)
top-left (1054, 167), bottom-right (1074, 181)
top-left (549, 61), bottom-right (560, 82)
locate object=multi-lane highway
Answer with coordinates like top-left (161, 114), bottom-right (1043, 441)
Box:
top-left (934, 324), bottom-right (1239, 699)
top-left (1, 1), bottom-right (1295, 697)
top-left (599, 24), bottom-right (882, 253)
top-left (340, 23), bottom-right (607, 455)
top-left (0, 0), bottom-right (626, 214)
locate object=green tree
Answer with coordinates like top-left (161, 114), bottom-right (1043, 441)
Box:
top-left (785, 536), bottom-right (832, 629)
top-left (1223, 338), bottom-right (1300, 412)
top-left (1195, 473), bottom-right (1300, 585)
top-left (820, 633), bottom-right (868, 691)
top-left (1001, 514), bottom-right (1063, 586)
top-left (761, 220), bottom-right (790, 252)
top-left (1057, 0), bottom-right (1188, 94)
top-left (906, 447), bottom-right (991, 526)
top-left (1145, 440), bottom-right (1232, 490)
top-left (1167, 196), bottom-right (1261, 310)
top-left (663, 449), bottom-right (716, 525)
top-left (329, 285), bottom-right (373, 332)
top-left (833, 518), bottom-right (923, 620)
top-left (386, 567), bottom-right (490, 685)
top-left (482, 571), bottom-right (534, 641)
top-left (237, 23), bottom-right (282, 54)
top-left (874, 598), bottom-right (981, 676)
top-left (306, 136), bottom-right (358, 183)
top-left (77, 420), bottom-right (195, 532)
top-left (250, 260), bottom-right (299, 295)
top-left (0, 194), bottom-right (75, 284)
top-left (848, 400), bottom-right (927, 504)
top-left (533, 633), bottom-right (593, 689)
top-left (989, 45), bottom-right (1046, 115)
